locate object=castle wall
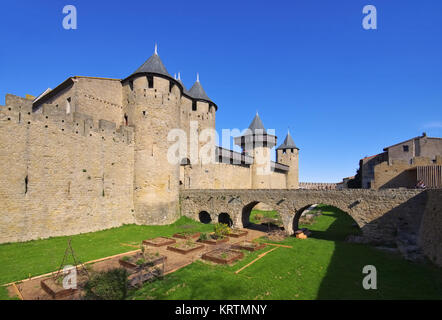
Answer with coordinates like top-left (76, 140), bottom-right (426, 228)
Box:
top-left (181, 162), bottom-right (287, 190)
top-left (418, 189), bottom-right (442, 267)
top-left (0, 96), bottom-right (135, 244)
top-left (74, 77), bottom-right (123, 127)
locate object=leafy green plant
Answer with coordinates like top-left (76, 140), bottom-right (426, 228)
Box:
top-left (84, 268), bottom-right (128, 300)
top-left (199, 233), bottom-right (208, 241)
top-left (121, 256), bottom-right (130, 262)
top-left (214, 223), bottom-right (230, 238)
top-left (136, 258), bottom-right (145, 265)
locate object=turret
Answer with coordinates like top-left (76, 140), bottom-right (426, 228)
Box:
top-left (276, 130), bottom-right (299, 189)
top-left (181, 73), bottom-right (217, 166)
top-left (122, 45), bottom-right (183, 224)
top-left (234, 113), bottom-right (277, 189)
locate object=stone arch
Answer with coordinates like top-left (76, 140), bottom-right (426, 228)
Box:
top-left (241, 201), bottom-right (260, 228)
top-left (292, 204), bottom-right (316, 232)
top-left (218, 212), bottom-right (233, 227)
top-left (291, 203), bottom-right (361, 235)
top-left (198, 211), bottom-right (211, 224)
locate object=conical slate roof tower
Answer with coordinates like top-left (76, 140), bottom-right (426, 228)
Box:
top-left (277, 130), bottom-right (299, 150)
top-left (131, 44), bottom-right (171, 77)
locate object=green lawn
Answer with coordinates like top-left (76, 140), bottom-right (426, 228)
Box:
top-left (0, 216), bottom-right (213, 286)
top-left (249, 209), bottom-right (282, 225)
top-left (128, 205), bottom-right (442, 300)
top-left (1, 207), bottom-right (441, 300)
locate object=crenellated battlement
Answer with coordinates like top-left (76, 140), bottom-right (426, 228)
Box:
top-left (0, 94), bottom-right (134, 145)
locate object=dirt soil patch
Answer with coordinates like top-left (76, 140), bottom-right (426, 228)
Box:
top-left (227, 229), bottom-right (248, 238)
top-left (266, 230), bottom-right (287, 242)
top-left (142, 237), bottom-right (176, 247)
top-left (231, 241), bottom-right (266, 252)
top-left (173, 232), bottom-right (201, 240)
top-left (167, 241), bottom-right (205, 255)
top-left (202, 248), bottom-right (244, 265)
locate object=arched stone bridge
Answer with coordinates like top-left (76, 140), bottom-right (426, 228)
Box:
top-left (180, 189), bottom-right (428, 245)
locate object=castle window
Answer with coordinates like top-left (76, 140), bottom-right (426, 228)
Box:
top-left (403, 145), bottom-right (409, 152)
top-left (192, 101), bottom-right (197, 111)
top-left (24, 175), bottom-right (28, 194)
top-left (129, 81), bottom-right (134, 91)
top-left (291, 148), bottom-right (294, 153)
top-left (147, 75), bottom-right (154, 88)
top-left (66, 97), bottom-right (71, 114)
top-left (169, 82), bottom-right (174, 93)
top-left (124, 114), bottom-right (128, 126)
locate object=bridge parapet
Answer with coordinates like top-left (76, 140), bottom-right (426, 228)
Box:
top-left (180, 188), bottom-right (427, 246)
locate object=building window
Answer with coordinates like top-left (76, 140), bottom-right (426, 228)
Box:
top-left (192, 101), bottom-right (197, 111)
top-left (403, 145), bottom-right (409, 152)
top-left (147, 75), bottom-right (154, 88)
top-left (66, 97), bottom-right (71, 114)
top-left (129, 81), bottom-right (134, 91)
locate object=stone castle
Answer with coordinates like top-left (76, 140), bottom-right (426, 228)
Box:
top-left (0, 47), bottom-right (300, 243)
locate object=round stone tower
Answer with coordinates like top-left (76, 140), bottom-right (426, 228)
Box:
top-left (234, 113), bottom-right (277, 189)
top-left (276, 130), bottom-right (299, 189)
top-left (122, 46), bottom-right (183, 225)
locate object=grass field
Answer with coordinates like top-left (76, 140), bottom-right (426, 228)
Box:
top-left (128, 205), bottom-right (442, 300)
top-left (0, 216), bottom-right (213, 286)
top-left (1, 206), bottom-right (441, 300)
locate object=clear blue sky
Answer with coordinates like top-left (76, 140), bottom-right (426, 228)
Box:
top-left (1, 0), bottom-right (441, 182)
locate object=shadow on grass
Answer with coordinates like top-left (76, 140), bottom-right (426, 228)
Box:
top-left (313, 206), bottom-right (442, 299)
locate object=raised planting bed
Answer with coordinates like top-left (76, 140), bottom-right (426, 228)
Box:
top-left (167, 241), bottom-right (205, 255)
top-left (173, 231), bottom-right (201, 240)
top-left (202, 248), bottom-right (244, 265)
top-left (40, 269), bottom-right (88, 300)
top-left (198, 233), bottom-right (229, 245)
top-left (227, 229), bottom-right (248, 238)
top-left (127, 266), bottom-right (163, 287)
top-left (119, 252), bottom-right (166, 272)
top-left (231, 241), bottom-right (266, 252)
top-left (142, 237), bottom-right (176, 247)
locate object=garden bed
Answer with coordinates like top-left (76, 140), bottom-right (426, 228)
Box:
top-left (142, 237), bottom-right (176, 247)
top-left (167, 241), bottom-right (205, 255)
top-left (40, 269), bottom-right (88, 300)
top-left (199, 234), bottom-right (229, 245)
top-left (227, 229), bottom-right (248, 238)
top-left (127, 266), bottom-right (163, 287)
top-left (173, 231), bottom-right (201, 240)
top-left (119, 252), bottom-right (166, 272)
top-left (202, 248), bottom-right (244, 265)
top-left (231, 241), bottom-right (266, 252)
top-left (40, 277), bottom-right (77, 300)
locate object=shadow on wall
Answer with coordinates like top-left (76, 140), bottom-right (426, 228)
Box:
top-left (315, 201), bottom-right (442, 299)
top-left (356, 191), bottom-right (428, 247)
top-left (378, 168), bottom-right (417, 189)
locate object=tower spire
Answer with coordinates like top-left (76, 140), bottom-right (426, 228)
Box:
top-left (178, 72), bottom-right (181, 80)
top-left (154, 43), bottom-right (158, 55)
top-left (196, 73), bottom-right (200, 82)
